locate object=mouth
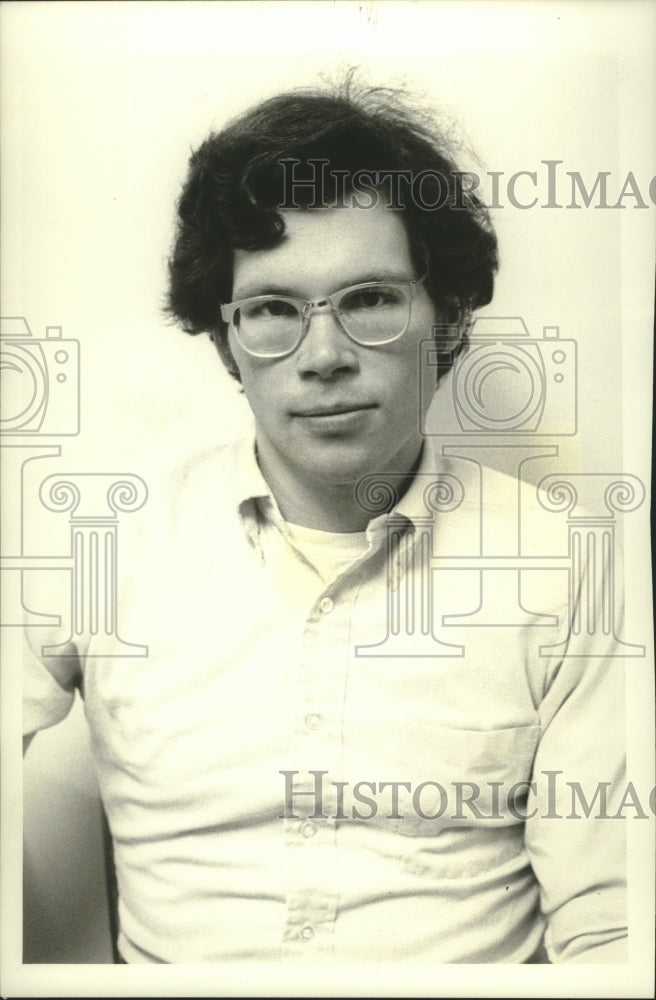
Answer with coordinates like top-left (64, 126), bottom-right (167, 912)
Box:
top-left (292, 403), bottom-right (378, 418)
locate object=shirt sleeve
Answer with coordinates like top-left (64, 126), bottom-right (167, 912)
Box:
top-left (23, 626), bottom-right (81, 737)
top-left (524, 606), bottom-right (629, 962)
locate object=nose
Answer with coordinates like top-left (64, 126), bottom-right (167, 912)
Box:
top-left (295, 305), bottom-right (359, 380)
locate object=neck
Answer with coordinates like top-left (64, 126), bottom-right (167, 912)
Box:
top-left (255, 442), bottom-right (423, 532)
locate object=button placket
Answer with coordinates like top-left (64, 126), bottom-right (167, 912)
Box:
top-left (281, 579), bottom-right (356, 957)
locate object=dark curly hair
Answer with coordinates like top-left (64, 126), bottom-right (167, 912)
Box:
top-left (166, 76), bottom-right (498, 381)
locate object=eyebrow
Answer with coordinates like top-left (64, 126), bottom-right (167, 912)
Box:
top-left (232, 270), bottom-right (417, 301)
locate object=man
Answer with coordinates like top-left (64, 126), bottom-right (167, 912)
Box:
top-left (24, 79), bottom-right (626, 963)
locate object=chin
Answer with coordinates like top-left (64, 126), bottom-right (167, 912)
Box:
top-left (299, 447), bottom-right (395, 487)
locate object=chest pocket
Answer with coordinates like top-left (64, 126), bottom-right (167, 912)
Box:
top-left (393, 721), bottom-right (541, 878)
top-left (396, 721), bottom-right (541, 829)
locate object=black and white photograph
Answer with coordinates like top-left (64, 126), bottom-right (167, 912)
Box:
top-left (1, 1), bottom-right (654, 996)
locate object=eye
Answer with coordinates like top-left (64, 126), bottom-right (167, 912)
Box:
top-left (241, 298), bottom-right (298, 321)
top-left (340, 285), bottom-right (405, 311)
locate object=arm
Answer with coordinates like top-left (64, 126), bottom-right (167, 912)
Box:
top-left (525, 639), bottom-right (628, 962)
top-left (23, 572), bottom-right (83, 745)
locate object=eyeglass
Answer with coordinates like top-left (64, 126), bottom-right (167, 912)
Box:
top-left (220, 275), bottom-right (426, 359)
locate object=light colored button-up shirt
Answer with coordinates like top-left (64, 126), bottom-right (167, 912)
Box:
top-left (24, 432), bottom-right (627, 963)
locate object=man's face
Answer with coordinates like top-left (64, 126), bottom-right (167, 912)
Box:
top-left (228, 203), bottom-right (454, 499)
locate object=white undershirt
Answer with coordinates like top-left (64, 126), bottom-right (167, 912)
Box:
top-left (285, 521), bottom-right (369, 584)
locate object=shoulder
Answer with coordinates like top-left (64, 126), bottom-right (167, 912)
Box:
top-left (431, 450), bottom-right (562, 534)
top-left (140, 432), bottom-right (261, 576)
top-left (167, 435), bottom-right (252, 528)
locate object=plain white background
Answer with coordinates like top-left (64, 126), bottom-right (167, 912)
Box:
top-left (2, 1), bottom-right (654, 995)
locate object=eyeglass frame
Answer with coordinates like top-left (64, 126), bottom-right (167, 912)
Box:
top-left (219, 273), bottom-right (428, 360)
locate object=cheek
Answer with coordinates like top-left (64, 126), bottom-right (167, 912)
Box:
top-left (237, 367), bottom-right (268, 414)
top-left (229, 354), bottom-right (288, 423)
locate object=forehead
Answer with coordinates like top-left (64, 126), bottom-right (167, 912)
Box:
top-left (232, 203), bottom-right (414, 298)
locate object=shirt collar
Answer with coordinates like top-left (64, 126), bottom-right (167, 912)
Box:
top-left (230, 427), bottom-right (288, 562)
top-left (363, 438), bottom-right (443, 540)
top-left (231, 425), bottom-right (272, 511)
top-left (398, 438), bottom-right (445, 523)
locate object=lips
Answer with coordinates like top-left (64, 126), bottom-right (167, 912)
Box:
top-left (292, 403), bottom-right (377, 417)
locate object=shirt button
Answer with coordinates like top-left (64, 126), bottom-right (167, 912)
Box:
top-left (305, 713), bottom-right (323, 731)
top-left (301, 820), bottom-right (317, 839)
top-left (319, 596), bottom-right (334, 615)
top-left (300, 926), bottom-right (314, 941)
